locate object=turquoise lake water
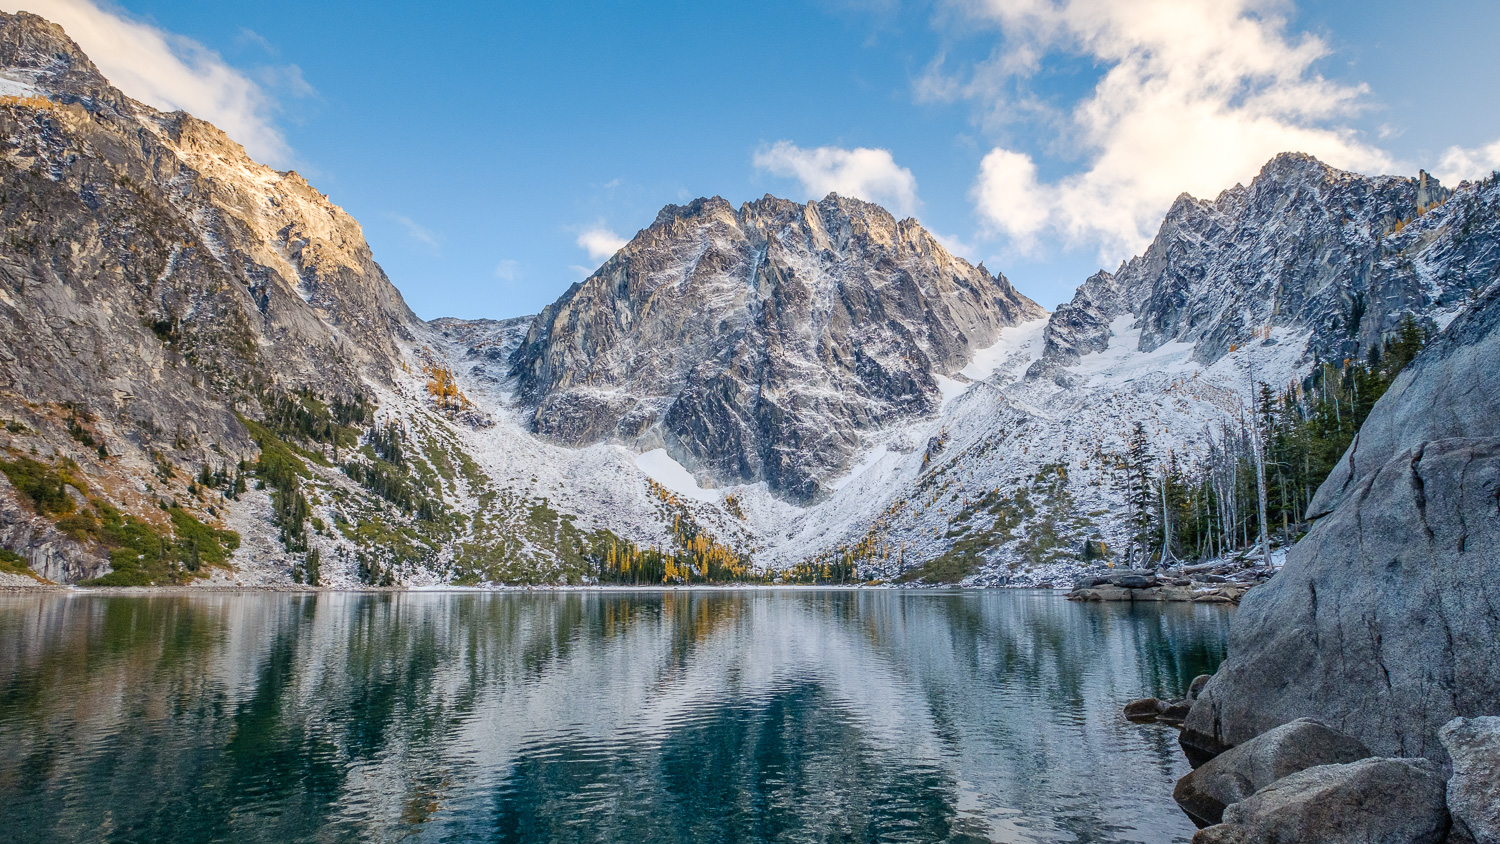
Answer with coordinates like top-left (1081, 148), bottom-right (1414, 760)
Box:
top-left (0, 589), bottom-right (1231, 843)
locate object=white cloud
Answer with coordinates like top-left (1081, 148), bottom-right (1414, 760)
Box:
top-left (577, 227), bottom-right (627, 261)
top-left (753, 140), bottom-right (921, 216)
top-left (928, 229), bottom-right (980, 260)
top-left (493, 259), bottom-right (521, 281)
top-left (1435, 137), bottom-right (1500, 185)
top-left (2, 0), bottom-right (291, 165)
top-left (389, 214), bottom-right (440, 250)
top-left (944, 0), bottom-right (1393, 260)
top-left (972, 148), bottom-right (1046, 251)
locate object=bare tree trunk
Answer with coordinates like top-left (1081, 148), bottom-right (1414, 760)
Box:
top-left (1160, 463), bottom-right (1174, 565)
top-left (1246, 365), bottom-right (1273, 569)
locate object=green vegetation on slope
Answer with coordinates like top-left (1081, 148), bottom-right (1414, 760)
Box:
top-left (0, 455), bottom-right (238, 586)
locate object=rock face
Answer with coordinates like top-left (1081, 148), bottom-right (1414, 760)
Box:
top-left (1182, 280), bottom-right (1500, 766)
top-left (510, 194), bottom-right (1043, 499)
top-left (1309, 255), bottom-right (1500, 517)
top-left (1030, 153), bottom-right (1498, 384)
top-left (1173, 718), bottom-right (1372, 826)
top-left (0, 12), bottom-right (420, 581)
top-left (1441, 717), bottom-right (1500, 844)
top-left (1194, 757), bottom-right (1450, 844)
top-left (0, 11), bottom-right (416, 462)
top-left (0, 474), bottom-right (108, 582)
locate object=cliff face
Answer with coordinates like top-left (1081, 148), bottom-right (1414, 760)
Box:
top-left (510, 194), bottom-right (1043, 499)
top-left (1029, 153), bottom-right (1494, 384)
top-left (0, 11), bottom-right (416, 466)
top-left (0, 12), bottom-right (421, 582)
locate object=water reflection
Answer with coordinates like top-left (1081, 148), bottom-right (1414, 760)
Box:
top-left (0, 590), bottom-right (1230, 843)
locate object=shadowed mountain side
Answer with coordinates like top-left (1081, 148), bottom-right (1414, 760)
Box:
top-left (509, 194), bottom-right (1043, 500)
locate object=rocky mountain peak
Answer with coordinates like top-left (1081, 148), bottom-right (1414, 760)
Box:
top-left (0, 12), bottom-right (128, 112)
top-left (0, 10), bottom-right (416, 472)
top-left (1029, 152), bottom-right (1483, 385)
top-left (510, 192), bottom-right (1044, 500)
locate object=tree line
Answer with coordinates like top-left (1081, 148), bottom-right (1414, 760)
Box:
top-left (1118, 314), bottom-right (1431, 568)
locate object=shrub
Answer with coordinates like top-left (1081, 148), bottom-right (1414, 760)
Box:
top-left (0, 457), bottom-right (75, 515)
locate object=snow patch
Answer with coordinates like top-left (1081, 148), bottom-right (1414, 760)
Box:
top-left (933, 374), bottom-right (969, 409)
top-left (960, 316), bottom-right (1049, 381)
top-left (634, 448), bottom-right (716, 502)
top-left (830, 441), bottom-right (902, 491)
top-left (0, 73), bottom-right (42, 99)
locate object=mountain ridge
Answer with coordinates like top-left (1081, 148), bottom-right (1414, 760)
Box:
top-left (2, 10), bottom-right (1498, 589)
top-left (509, 190), bottom-right (1043, 500)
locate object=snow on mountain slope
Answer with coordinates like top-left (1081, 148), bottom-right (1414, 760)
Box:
top-left (428, 157), bottom-right (1500, 585)
top-left (6, 5), bottom-right (1495, 587)
top-left (510, 193), bottom-right (1044, 501)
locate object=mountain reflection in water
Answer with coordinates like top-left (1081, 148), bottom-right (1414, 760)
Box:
top-left (0, 590), bottom-right (1230, 843)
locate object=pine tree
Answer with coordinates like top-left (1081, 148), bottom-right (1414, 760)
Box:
top-left (1123, 423), bottom-right (1156, 566)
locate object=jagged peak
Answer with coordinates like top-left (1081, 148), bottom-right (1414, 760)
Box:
top-left (1261, 150), bottom-right (1336, 176)
top-left (0, 11), bottom-right (95, 74)
top-left (649, 191), bottom-right (910, 234)
top-left (0, 12), bottom-right (126, 111)
top-left (650, 195), bottom-right (735, 227)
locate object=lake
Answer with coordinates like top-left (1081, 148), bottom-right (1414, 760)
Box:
top-left (0, 589), bottom-right (1231, 843)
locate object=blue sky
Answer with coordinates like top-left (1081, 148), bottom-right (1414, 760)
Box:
top-left (10, 1), bottom-right (1500, 318)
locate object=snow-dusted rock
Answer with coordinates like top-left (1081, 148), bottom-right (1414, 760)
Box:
top-left (1033, 153), bottom-right (1493, 382)
top-left (0, 10), bottom-right (417, 461)
top-left (510, 194), bottom-right (1043, 500)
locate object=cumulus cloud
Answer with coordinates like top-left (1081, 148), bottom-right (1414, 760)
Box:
top-left (1, 0), bottom-right (292, 165)
top-left (753, 141), bottom-right (920, 216)
top-left (1436, 137), bottom-right (1500, 185)
top-left (577, 227), bottom-right (627, 261)
top-left (941, 0), bottom-right (1393, 260)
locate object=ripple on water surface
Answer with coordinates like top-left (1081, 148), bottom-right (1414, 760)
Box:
top-left (0, 590), bottom-right (1231, 843)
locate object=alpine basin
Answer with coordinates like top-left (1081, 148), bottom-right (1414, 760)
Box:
top-left (0, 590), bottom-right (1230, 843)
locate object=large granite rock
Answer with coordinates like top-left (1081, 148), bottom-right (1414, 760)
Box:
top-left (1183, 278), bottom-right (1500, 767)
top-left (1441, 716), bottom-right (1500, 844)
top-left (1193, 757), bottom-right (1449, 844)
top-left (1182, 437), bottom-right (1500, 765)
top-left (1174, 718), bottom-right (1372, 826)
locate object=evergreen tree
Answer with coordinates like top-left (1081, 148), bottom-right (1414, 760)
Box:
top-left (1122, 423), bottom-right (1156, 566)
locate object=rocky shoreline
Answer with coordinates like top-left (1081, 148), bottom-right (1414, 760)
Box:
top-left (1066, 562), bottom-right (1274, 605)
top-left (1125, 689), bottom-right (1498, 843)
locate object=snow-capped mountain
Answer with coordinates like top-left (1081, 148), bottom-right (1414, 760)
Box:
top-left (778, 154), bottom-right (1497, 580)
top-left (510, 194), bottom-right (1042, 500)
top-left (3, 10), bottom-right (1498, 587)
top-left (1030, 153), bottom-right (1477, 385)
